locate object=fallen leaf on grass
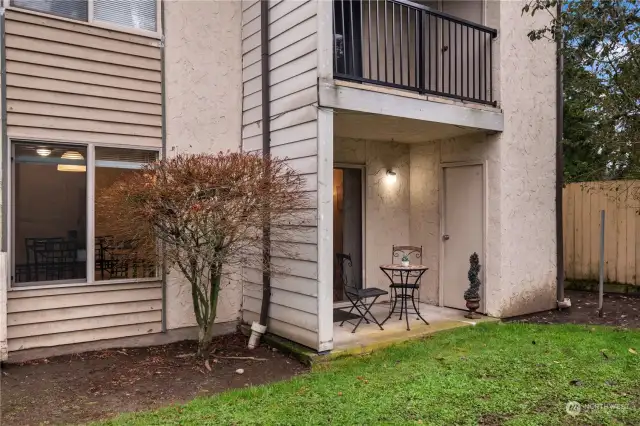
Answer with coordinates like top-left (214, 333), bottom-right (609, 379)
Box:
top-left (629, 348), bottom-right (637, 355)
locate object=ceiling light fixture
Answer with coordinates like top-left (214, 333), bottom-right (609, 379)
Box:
top-left (36, 147), bottom-right (52, 157)
top-left (57, 151), bottom-right (86, 172)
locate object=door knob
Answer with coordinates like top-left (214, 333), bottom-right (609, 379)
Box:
top-left (443, 235), bottom-right (450, 241)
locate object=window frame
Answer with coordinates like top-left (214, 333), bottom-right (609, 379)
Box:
top-left (7, 138), bottom-right (162, 291)
top-left (5, 0), bottom-right (163, 39)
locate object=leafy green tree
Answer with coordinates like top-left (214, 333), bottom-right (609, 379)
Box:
top-left (523, 0), bottom-right (640, 182)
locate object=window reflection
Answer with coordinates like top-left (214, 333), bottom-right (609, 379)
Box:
top-left (94, 147), bottom-right (157, 281)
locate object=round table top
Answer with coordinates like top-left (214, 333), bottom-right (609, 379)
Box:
top-left (379, 264), bottom-right (429, 271)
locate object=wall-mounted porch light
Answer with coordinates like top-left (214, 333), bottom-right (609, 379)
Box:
top-left (386, 170), bottom-right (397, 184)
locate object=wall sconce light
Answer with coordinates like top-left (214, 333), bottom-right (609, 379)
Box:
top-left (386, 170), bottom-right (397, 184)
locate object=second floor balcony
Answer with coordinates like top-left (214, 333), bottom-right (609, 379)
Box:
top-left (333, 0), bottom-right (497, 106)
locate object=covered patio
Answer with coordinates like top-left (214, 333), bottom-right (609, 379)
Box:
top-left (330, 109), bottom-right (494, 327)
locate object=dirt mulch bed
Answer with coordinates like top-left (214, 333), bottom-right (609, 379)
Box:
top-left (1, 332), bottom-right (308, 426)
top-left (508, 290), bottom-right (640, 328)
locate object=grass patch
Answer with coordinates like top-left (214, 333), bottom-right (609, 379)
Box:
top-left (99, 323), bottom-right (640, 425)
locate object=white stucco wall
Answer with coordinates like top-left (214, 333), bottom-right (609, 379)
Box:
top-left (335, 137), bottom-right (411, 289)
top-left (408, 141), bottom-right (440, 304)
top-left (163, 0), bottom-right (243, 329)
top-left (491, 0), bottom-right (557, 316)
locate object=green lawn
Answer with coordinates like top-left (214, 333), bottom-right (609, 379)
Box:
top-left (100, 323), bottom-right (640, 425)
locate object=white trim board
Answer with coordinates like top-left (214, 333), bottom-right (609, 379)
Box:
top-left (318, 81), bottom-right (504, 133)
top-left (316, 107), bottom-right (334, 352)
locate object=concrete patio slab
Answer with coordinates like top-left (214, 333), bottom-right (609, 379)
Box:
top-left (332, 302), bottom-right (499, 356)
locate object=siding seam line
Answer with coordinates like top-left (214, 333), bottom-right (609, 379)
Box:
top-left (8, 320), bottom-right (161, 340)
top-left (5, 26), bottom-right (160, 59)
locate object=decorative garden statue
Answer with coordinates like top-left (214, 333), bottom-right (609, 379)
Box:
top-left (463, 252), bottom-right (482, 319)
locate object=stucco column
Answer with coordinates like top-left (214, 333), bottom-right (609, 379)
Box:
top-left (487, 0), bottom-right (557, 317)
top-left (163, 0), bottom-right (243, 329)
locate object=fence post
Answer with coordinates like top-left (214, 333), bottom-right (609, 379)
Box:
top-left (598, 210), bottom-right (605, 317)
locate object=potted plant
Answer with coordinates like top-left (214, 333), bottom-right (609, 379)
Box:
top-left (463, 253), bottom-right (482, 319)
top-left (401, 254), bottom-right (410, 267)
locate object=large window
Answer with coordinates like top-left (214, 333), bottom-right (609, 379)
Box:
top-left (11, 0), bottom-right (157, 32)
top-left (11, 142), bottom-right (158, 286)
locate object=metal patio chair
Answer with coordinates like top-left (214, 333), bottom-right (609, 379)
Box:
top-left (335, 252), bottom-right (388, 333)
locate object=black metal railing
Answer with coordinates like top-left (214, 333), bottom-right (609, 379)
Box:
top-left (333, 0), bottom-right (498, 106)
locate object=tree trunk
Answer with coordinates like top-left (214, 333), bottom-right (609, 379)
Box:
top-left (194, 269), bottom-right (222, 358)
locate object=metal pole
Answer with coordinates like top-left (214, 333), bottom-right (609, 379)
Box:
top-left (555, 0), bottom-right (565, 306)
top-left (598, 210), bottom-right (605, 317)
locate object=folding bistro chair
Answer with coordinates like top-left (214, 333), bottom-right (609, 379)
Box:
top-left (336, 253), bottom-right (388, 333)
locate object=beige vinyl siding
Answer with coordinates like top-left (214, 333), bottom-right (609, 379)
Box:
top-left (4, 9), bottom-right (162, 147)
top-left (240, 0), bottom-right (320, 350)
top-left (7, 282), bottom-right (162, 352)
top-left (4, 9), bottom-right (165, 354)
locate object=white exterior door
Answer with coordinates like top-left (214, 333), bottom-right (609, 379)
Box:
top-left (442, 164), bottom-right (484, 311)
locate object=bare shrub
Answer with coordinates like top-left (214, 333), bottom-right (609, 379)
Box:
top-left (97, 152), bottom-right (310, 356)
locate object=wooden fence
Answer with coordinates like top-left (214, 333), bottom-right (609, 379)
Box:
top-left (563, 181), bottom-right (640, 285)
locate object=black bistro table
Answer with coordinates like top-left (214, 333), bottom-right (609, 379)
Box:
top-left (379, 264), bottom-right (430, 331)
